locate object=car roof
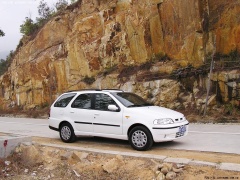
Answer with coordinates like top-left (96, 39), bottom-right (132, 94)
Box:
top-left (65, 89), bottom-right (124, 93)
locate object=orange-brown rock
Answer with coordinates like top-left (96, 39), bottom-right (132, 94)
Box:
top-left (0, 0), bottom-right (239, 109)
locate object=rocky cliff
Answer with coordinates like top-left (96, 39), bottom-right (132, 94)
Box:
top-left (0, 0), bottom-right (240, 111)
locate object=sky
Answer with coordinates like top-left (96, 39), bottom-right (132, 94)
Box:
top-left (0, 0), bottom-right (65, 59)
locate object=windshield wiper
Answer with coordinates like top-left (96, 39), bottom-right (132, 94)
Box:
top-left (143, 103), bottom-right (154, 106)
top-left (127, 103), bottom-right (153, 107)
top-left (127, 105), bottom-right (142, 107)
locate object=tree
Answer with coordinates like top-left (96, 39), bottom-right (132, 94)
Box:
top-left (20, 17), bottom-right (38, 36)
top-left (36, 0), bottom-right (54, 27)
top-left (0, 29), bottom-right (5, 37)
top-left (0, 51), bottom-right (14, 75)
top-left (55, 0), bottom-right (68, 11)
top-left (38, 0), bottom-right (53, 20)
top-left (19, 0), bottom-right (74, 38)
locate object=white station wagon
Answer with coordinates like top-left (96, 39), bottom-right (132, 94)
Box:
top-left (49, 89), bottom-right (189, 150)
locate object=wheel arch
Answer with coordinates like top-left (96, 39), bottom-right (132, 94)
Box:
top-left (59, 120), bottom-right (74, 130)
top-left (127, 123), bottom-right (152, 138)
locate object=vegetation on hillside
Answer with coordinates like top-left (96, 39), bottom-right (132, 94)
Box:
top-left (20, 0), bottom-right (69, 37)
top-left (0, 29), bottom-right (4, 37)
top-left (20, 17), bottom-right (38, 36)
top-left (0, 0), bottom-right (78, 76)
top-left (20, 0), bottom-right (78, 37)
top-left (0, 51), bottom-right (14, 76)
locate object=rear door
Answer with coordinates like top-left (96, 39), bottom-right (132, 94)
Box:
top-left (92, 93), bottom-right (123, 135)
top-left (69, 93), bottom-right (94, 133)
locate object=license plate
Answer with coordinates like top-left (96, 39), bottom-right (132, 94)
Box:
top-left (178, 125), bottom-right (186, 133)
top-left (176, 125), bottom-right (186, 138)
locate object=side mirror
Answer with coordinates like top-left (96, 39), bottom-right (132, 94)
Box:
top-left (108, 105), bottom-right (119, 112)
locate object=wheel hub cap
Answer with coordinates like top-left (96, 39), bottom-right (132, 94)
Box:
top-left (61, 126), bottom-right (71, 140)
top-left (132, 130), bottom-right (147, 148)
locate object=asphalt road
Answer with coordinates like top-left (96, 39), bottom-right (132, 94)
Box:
top-left (0, 117), bottom-right (240, 154)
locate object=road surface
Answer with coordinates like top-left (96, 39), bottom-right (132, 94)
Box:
top-left (0, 117), bottom-right (239, 154)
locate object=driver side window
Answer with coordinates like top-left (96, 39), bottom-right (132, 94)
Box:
top-left (95, 94), bottom-right (118, 111)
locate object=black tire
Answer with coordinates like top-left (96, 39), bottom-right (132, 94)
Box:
top-left (129, 126), bottom-right (153, 151)
top-left (60, 123), bottom-right (76, 143)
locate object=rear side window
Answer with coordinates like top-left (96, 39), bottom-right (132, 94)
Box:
top-left (54, 93), bottom-right (76, 107)
top-left (71, 94), bottom-right (92, 109)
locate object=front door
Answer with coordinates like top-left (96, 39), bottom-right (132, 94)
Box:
top-left (92, 93), bottom-right (123, 135)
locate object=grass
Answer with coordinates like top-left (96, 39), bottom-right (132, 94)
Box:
top-left (82, 76), bottom-right (95, 85)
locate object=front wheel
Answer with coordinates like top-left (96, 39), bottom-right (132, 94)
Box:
top-left (60, 123), bottom-right (76, 143)
top-left (129, 126), bottom-right (153, 151)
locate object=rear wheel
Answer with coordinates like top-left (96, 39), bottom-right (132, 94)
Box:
top-left (60, 123), bottom-right (76, 143)
top-left (129, 126), bottom-right (153, 151)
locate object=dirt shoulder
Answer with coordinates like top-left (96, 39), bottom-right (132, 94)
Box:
top-left (32, 136), bottom-right (240, 164)
top-left (1, 137), bottom-right (240, 180)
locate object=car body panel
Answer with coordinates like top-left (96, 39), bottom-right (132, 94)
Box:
top-left (70, 108), bottom-right (94, 132)
top-left (92, 109), bottom-right (123, 135)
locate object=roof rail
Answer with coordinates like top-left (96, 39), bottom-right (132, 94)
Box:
top-left (66, 89), bottom-right (101, 93)
top-left (66, 89), bottom-right (123, 93)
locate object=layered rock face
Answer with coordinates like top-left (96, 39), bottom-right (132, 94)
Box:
top-left (0, 0), bottom-right (239, 110)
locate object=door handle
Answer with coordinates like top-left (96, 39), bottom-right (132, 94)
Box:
top-left (94, 114), bottom-right (100, 116)
top-left (70, 112), bottom-right (74, 113)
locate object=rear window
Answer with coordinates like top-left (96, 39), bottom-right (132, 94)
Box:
top-left (54, 93), bottom-right (76, 107)
top-left (71, 94), bottom-right (92, 109)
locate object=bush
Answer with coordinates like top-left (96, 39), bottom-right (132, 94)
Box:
top-left (0, 51), bottom-right (14, 76)
top-left (20, 17), bottom-right (38, 36)
top-left (0, 29), bottom-right (5, 37)
top-left (0, 59), bottom-right (8, 75)
top-left (83, 76), bottom-right (95, 85)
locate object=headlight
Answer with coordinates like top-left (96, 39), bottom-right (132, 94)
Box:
top-left (153, 118), bottom-right (174, 125)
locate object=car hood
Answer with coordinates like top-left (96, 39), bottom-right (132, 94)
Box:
top-left (124, 106), bottom-right (184, 119)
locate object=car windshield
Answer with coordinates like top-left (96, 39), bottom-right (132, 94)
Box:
top-left (111, 92), bottom-right (153, 107)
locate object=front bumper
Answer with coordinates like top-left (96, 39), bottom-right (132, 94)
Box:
top-left (151, 122), bottom-right (189, 142)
